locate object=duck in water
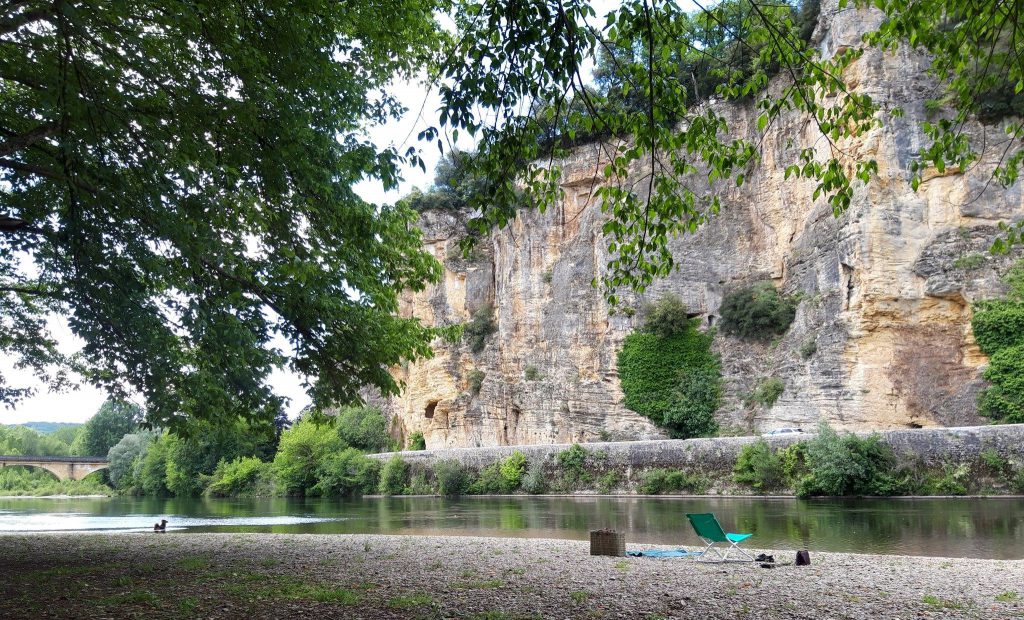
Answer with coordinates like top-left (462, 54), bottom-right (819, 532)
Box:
top-left (153, 519), bottom-right (168, 532)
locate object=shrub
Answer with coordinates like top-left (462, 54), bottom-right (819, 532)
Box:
top-left (795, 423), bottom-right (910, 498)
top-left (662, 369), bottom-right (720, 438)
top-left (733, 440), bottom-right (786, 492)
top-left (638, 468), bottom-right (709, 494)
top-left (557, 444), bottom-right (589, 481)
top-left (972, 263), bottom-right (1024, 423)
top-left (524, 366), bottom-right (541, 381)
top-left (467, 370), bottom-right (486, 396)
top-left (751, 378), bottom-right (785, 407)
top-left (521, 461), bottom-right (548, 494)
top-left (273, 418), bottom-right (345, 495)
top-left (971, 301), bottom-right (1024, 355)
top-left (464, 305), bottom-right (498, 353)
top-left (378, 454), bottom-right (409, 496)
top-left (311, 448), bottom-right (380, 497)
top-left (719, 282), bottom-right (798, 340)
top-left (977, 344), bottom-right (1024, 423)
top-left (641, 293), bottom-right (690, 338)
top-left (924, 463), bottom-right (969, 495)
top-left (617, 320), bottom-right (721, 438)
top-left (597, 471), bottom-right (621, 494)
top-left (335, 406), bottom-right (394, 453)
top-left (206, 457), bottom-right (274, 497)
top-left (953, 253), bottom-right (986, 270)
top-left (469, 451), bottom-right (527, 494)
top-left (799, 338), bottom-right (817, 359)
top-left (499, 451), bottom-right (527, 489)
top-left (407, 431), bottom-right (427, 451)
top-left (468, 463), bottom-right (506, 494)
top-left (434, 459), bottom-right (470, 496)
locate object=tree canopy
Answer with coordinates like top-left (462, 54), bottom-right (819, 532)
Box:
top-left (2, 0), bottom-right (1022, 429)
top-left (1, 1), bottom-right (444, 428)
top-left (436, 0), bottom-right (1024, 297)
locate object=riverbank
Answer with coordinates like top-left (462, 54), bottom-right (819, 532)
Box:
top-left (1, 533), bottom-right (1020, 619)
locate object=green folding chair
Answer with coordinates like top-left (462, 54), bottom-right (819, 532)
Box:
top-left (685, 513), bottom-right (754, 562)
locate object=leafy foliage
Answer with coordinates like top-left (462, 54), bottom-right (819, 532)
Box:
top-left (438, 0), bottom-right (884, 298)
top-left (0, 0), bottom-right (444, 429)
top-left (334, 407), bottom-right (395, 454)
top-left (378, 454), bottom-right (410, 496)
top-left (640, 293), bottom-right (691, 339)
top-left (637, 468), bottom-right (709, 494)
top-left (469, 451), bottom-right (528, 494)
top-left (407, 431), bottom-right (427, 451)
top-left (972, 261), bottom-right (1024, 422)
top-left (77, 400), bottom-right (142, 458)
top-left (434, 459), bottom-right (470, 496)
top-left (719, 283), bottom-right (798, 341)
top-left (106, 432), bottom-right (156, 489)
top-left (617, 317), bottom-right (720, 438)
top-left (750, 378), bottom-right (786, 407)
top-left (273, 419), bottom-right (345, 495)
top-left (311, 449), bottom-right (381, 498)
top-left (206, 457), bottom-right (275, 498)
top-left (464, 305), bottom-right (498, 354)
top-left (467, 370), bottom-right (486, 396)
top-left (733, 440), bottom-right (786, 492)
top-left (795, 423), bottom-right (910, 498)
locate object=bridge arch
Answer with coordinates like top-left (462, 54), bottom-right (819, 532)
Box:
top-left (0, 457), bottom-right (110, 481)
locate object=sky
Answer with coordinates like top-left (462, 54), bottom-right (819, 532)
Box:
top-left (1, 0), bottom-right (630, 425)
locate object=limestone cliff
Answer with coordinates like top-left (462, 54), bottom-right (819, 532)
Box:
top-left (377, 0), bottom-right (1024, 449)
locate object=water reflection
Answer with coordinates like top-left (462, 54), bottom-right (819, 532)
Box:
top-left (0, 495), bottom-right (1021, 559)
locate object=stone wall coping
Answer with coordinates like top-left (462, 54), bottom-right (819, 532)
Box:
top-left (370, 424), bottom-right (1024, 468)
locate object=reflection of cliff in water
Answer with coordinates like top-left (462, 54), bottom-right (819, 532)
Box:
top-left (1, 496), bottom-right (1022, 559)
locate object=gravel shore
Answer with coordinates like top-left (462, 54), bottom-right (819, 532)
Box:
top-left (0, 533), bottom-right (1021, 619)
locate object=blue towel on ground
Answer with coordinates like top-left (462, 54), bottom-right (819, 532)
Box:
top-left (626, 549), bottom-right (701, 558)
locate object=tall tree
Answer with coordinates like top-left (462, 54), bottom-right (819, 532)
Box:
top-left (75, 399), bottom-right (141, 457)
top-left (0, 1), bottom-right (444, 429)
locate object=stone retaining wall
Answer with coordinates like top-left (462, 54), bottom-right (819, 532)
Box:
top-left (371, 424), bottom-right (1024, 472)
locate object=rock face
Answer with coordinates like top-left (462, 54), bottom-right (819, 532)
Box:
top-left (376, 0), bottom-right (1024, 449)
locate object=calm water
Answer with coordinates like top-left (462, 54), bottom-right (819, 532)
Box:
top-left (0, 495), bottom-right (1022, 559)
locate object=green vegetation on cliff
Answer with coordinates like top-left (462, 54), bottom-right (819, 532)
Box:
top-left (972, 261), bottom-right (1024, 423)
top-left (617, 295), bottom-right (720, 439)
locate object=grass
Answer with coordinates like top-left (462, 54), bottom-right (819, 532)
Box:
top-left (921, 594), bottom-right (965, 610)
top-left (388, 591), bottom-right (435, 609)
top-left (177, 596), bottom-right (198, 615)
top-left (176, 555), bottom-right (213, 571)
top-left (996, 591), bottom-right (1020, 602)
top-left (220, 574), bottom-right (361, 605)
top-left (614, 560), bottom-right (630, 572)
top-left (570, 590), bottom-right (590, 604)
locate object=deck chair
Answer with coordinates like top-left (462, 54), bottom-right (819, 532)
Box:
top-left (685, 513), bottom-right (755, 562)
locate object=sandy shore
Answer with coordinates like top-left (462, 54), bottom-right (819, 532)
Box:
top-left (0, 533), bottom-right (1020, 619)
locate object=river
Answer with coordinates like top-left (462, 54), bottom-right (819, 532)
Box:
top-left (1, 495), bottom-right (1022, 559)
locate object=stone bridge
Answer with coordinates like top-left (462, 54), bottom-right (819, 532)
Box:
top-left (0, 456), bottom-right (110, 481)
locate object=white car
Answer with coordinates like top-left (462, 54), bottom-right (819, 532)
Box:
top-left (763, 427), bottom-right (804, 436)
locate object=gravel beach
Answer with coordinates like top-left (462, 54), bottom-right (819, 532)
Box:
top-left (0, 533), bottom-right (1021, 619)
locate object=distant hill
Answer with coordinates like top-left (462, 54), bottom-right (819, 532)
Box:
top-left (19, 422), bottom-right (83, 434)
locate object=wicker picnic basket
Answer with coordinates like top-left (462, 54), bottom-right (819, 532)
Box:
top-left (589, 529), bottom-right (625, 557)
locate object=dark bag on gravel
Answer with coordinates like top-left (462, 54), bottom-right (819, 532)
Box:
top-left (795, 550), bottom-right (811, 566)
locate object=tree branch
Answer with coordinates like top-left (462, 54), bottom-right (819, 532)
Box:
top-left (0, 123), bottom-right (56, 158)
